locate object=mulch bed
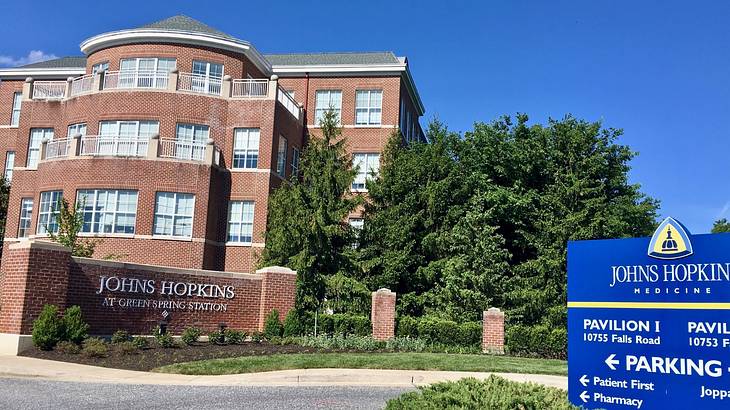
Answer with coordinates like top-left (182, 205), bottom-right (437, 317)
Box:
top-left (21, 342), bottom-right (339, 372)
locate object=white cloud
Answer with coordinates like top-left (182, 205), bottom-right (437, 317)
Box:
top-left (0, 50), bottom-right (58, 67)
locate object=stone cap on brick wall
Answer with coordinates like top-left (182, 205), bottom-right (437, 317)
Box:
top-left (484, 307), bottom-right (505, 316)
top-left (9, 240), bottom-right (71, 252)
top-left (255, 266), bottom-right (296, 275)
top-left (71, 256), bottom-right (261, 280)
top-left (373, 288), bottom-right (395, 295)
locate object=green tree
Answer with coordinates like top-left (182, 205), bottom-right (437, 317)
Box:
top-left (712, 218), bottom-right (730, 233)
top-left (0, 179), bottom-right (10, 257)
top-left (260, 110), bottom-right (362, 311)
top-left (48, 198), bottom-right (97, 257)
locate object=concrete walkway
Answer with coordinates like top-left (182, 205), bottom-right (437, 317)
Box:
top-left (0, 355), bottom-right (567, 389)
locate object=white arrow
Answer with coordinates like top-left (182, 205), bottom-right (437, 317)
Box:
top-left (580, 391), bottom-right (590, 403)
top-left (605, 354), bottom-right (619, 370)
top-left (580, 374), bottom-right (590, 387)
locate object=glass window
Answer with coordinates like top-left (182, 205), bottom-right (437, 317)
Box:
top-left (11, 92), bottom-right (22, 127)
top-left (355, 90), bottom-right (383, 126)
top-left (276, 135), bottom-right (287, 176)
top-left (91, 62), bottom-right (109, 75)
top-left (291, 147), bottom-right (300, 177)
top-left (352, 153), bottom-right (380, 191)
top-left (232, 128), bottom-right (260, 169)
top-left (349, 218), bottom-right (364, 230)
top-left (77, 189), bottom-right (138, 234)
top-left (4, 151), bottom-right (14, 183)
top-left (67, 123), bottom-right (87, 137)
top-left (227, 201), bottom-right (255, 244)
top-left (314, 90), bottom-right (342, 125)
top-left (28, 128), bottom-right (53, 168)
top-left (37, 191), bottom-right (62, 234)
top-left (192, 60), bottom-right (224, 94)
top-left (119, 58), bottom-right (176, 88)
top-left (18, 198), bottom-right (33, 238)
top-left (153, 192), bottom-right (195, 238)
top-left (175, 124), bottom-right (209, 161)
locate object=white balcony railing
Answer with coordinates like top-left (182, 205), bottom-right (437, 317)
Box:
top-left (32, 81), bottom-right (66, 100)
top-left (277, 88), bottom-right (300, 120)
top-left (103, 70), bottom-right (169, 90)
top-left (159, 139), bottom-right (207, 161)
top-left (231, 79), bottom-right (269, 98)
top-left (177, 73), bottom-right (222, 96)
top-left (80, 135), bottom-right (149, 157)
top-left (70, 74), bottom-right (94, 96)
top-left (45, 138), bottom-right (71, 159)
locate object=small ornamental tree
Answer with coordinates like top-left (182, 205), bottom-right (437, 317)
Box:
top-left (62, 305), bottom-right (90, 344)
top-left (264, 309), bottom-right (283, 339)
top-left (32, 305), bottom-right (64, 350)
top-left (48, 198), bottom-right (97, 257)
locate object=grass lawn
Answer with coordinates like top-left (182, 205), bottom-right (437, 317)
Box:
top-left (154, 352), bottom-right (567, 376)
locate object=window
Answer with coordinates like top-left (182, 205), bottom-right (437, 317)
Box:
top-left (355, 90), bottom-right (383, 126)
top-left (232, 128), bottom-right (260, 169)
top-left (192, 60), bottom-right (224, 94)
top-left (153, 192), bottom-right (194, 238)
top-left (352, 153), bottom-right (380, 191)
top-left (291, 147), bottom-right (300, 177)
top-left (286, 90), bottom-right (296, 99)
top-left (91, 61), bottom-right (109, 75)
top-left (67, 123), bottom-right (87, 137)
top-left (314, 90), bottom-right (342, 125)
top-left (227, 201), bottom-right (255, 244)
top-left (37, 191), bottom-right (62, 234)
top-left (18, 198), bottom-right (33, 238)
top-left (119, 57), bottom-right (176, 88)
top-left (4, 151), bottom-right (14, 183)
top-left (175, 124), bottom-right (209, 160)
top-left (77, 189), bottom-right (138, 234)
top-left (98, 120), bottom-right (158, 156)
top-left (28, 128), bottom-right (53, 168)
top-left (276, 135), bottom-right (287, 176)
top-left (349, 218), bottom-right (364, 248)
top-left (11, 92), bottom-right (21, 127)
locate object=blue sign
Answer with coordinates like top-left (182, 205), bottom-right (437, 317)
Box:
top-left (568, 217), bottom-right (730, 409)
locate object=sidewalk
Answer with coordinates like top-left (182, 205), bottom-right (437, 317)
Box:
top-left (0, 356), bottom-right (567, 389)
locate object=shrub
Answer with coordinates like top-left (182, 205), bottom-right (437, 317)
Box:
top-left (61, 305), bottom-right (90, 344)
top-left (116, 341), bottom-right (138, 355)
top-left (396, 316), bottom-right (418, 338)
top-left (131, 337), bottom-right (149, 350)
top-left (224, 329), bottom-right (245, 345)
top-left (32, 305), bottom-right (64, 350)
top-left (283, 310), bottom-right (305, 337)
top-left (111, 330), bottom-right (131, 344)
top-left (385, 376), bottom-right (578, 410)
top-left (417, 317), bottom-right (459, 346)
top-left (208, 330), bottom-right (225, 345)
top-left (181, 327), bottom-right (202, 345)
top-left (55, 341), bottom-right (81, 354)
top-left (250, 331), bottom-right (265, 343)
top-left (385, 337), bottom-right (427, 352)
top-left (82, 337), bottom-right (108, 358)
top-left (264, 310), bottom-right (283, 339)
top-left (458, 322), bottom-right (482, 347)
top-left (333, 314), bottom-right (370, 336)
top-left (156, 333), bottom-right (176, 348)
top-left (295, 335), bottom-right (385, 351)
top-left (506, 324), bottom-right (567, 359)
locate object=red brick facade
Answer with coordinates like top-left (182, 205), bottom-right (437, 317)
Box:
top-left (371, 288), bottom-right (396, 341)
top-left (482, 308), bottom-right (506, 354)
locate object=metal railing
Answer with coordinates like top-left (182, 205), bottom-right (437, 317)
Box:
top-left (177, 72), bottom-right (222, 96)
top-left (159, 139), bottom-right (207, 161)
top-left (70, 74), bottom-right (94, 96)
top-left (80, 135), bottom-right (150, 157)
top-left (45, 138), bottom-right (71, 159)
top-left (277, 87), bottom-right (300, 120)
top-left (231, 79), bottom-right (268, 98)
top-left (32, 81), bottom-right (66, 100)
top-left (103, 70), bottom-right (169, 90)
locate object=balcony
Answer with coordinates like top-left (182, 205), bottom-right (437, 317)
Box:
top-left (32, 81), bottom-right (66, 100)
top-left (103, 70), bottom-right (169, 90)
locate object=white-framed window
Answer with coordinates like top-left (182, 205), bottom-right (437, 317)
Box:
top-left (276, 135), bottom-right (287, 176)
top-left (352, 153), bottom-right (380, 191)
top-left (11, 92), bottom-right (22, 127)
top-left (97, 120), bottom-right (158, 156)
top-left (119, 57), bottom-right (176, 88)
top-left (77, 189), bottom-right (138, 234)
top-left (4, 151), bottom-right (14, 183)
top-left (28, 128), bottom-right (53, 168)
top-left (175, 123), bottom-right (209, 161)
top-left (91, 61), bottom-right (109, 75)
top-left (18, 198), bottom-right (33, 238)
top-left (232, 128), bottom-right (260, 169)
top-left (355, 90), bottom-right (383, 126)
top-left (349, 218), bottom-right (364, 230)
top-left (291, 147), bottom-right (300, 177)
top-left (37, 190), bottom-right (62, 235)
top-left (67, 123), bottom-right (87, 137)
top-left (99, 120), bottom-right (158, 137)
top-left (153, 192), bottom-right (195, 238)
top-left (191, 60), bottom-right (224, 94)
top-left (314, 90), bottom-right (342, 125)
top-left (227, 201), bottom-right (255, 244)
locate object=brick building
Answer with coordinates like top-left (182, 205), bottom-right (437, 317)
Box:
top-left (0, 15), bottom-right (425, 274)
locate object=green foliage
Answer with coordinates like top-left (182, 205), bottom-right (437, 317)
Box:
top-left (283, 310), bottom-right (304, 337)
top-left (296, 335), bottom-right (385, 351)
top-left (0, 179), bottom-right (10, 258)
top-left (131, 336), bottom-right (149, 349)
top-left (208, 330), bottom-right (225, 345)
top-left (458, 322), bottom-right (483, 347)
top-left (417, 317), bottom-right (459, 345)
top-left (111, 330), bottom-right (131, 344)
top-left (385, 375), bottom-right (578, 410)
top-left (250, 331), bottom-right (265, 343)
top-left (325, 272), bottom-right (371, 315)
top-left (47, 198), bottom-right (97, 257)
top-left (712, 218), bottom-right (730, 233)
top-left (506, 324), bottom-right (567, 360)
top-left (396, 316), bottom-right (419, 338)
top-left (224, 329), bottom-right (246, 345)
top-left (32, 305), bottom-right (64, 350)
top-left (61, 305), bottom-right (89, 344)
top-left (116, 341), bottom-right (139, 355)
top-left (260, 109), bottom-right (362, 312)
top-left (264, 310), bottom-right (283, 339)
top-left (181, 327), bottom-right (201, 345)
top-left (81, 337), bottom-right (108, 358)
top-left (316, 313), bottom-right (370, 336)
top-left (55, 341), bottom-right (81, 354)
top-left (155, 333), bottom-right (176, 348)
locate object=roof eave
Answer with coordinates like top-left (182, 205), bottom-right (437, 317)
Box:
top-left (0, 67), bottom-right (86, 80)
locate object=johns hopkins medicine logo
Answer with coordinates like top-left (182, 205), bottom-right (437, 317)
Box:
top-left (647, 217), bottom-right (693, 260)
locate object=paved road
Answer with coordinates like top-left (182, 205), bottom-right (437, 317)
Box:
top-left (0, 377), bottom-right (413, 410)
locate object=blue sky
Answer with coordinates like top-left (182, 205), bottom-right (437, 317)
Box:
top-left (1, 0), bottom-right (728, 233)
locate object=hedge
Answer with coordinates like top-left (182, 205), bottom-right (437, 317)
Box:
top-left (506, 324), bottom-right (567, 360)
top-left (397, 316), bottom-right (481, 347)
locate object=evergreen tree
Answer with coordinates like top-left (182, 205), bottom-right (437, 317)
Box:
top-left (711, 218), bottom-right (730, 233)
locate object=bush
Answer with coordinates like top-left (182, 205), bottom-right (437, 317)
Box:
top-left (181, 327), bottom-right (201, 345)
top-left (417, 317), bottom-right (459, 346)
top-left (385, 337), bottom-right (427, 352)
top-left (55, 341), bottom-right (81, 354)
top-left (397, 316), bottom-right (418, 338)
top-left (131, 337), bottom-right (149, 350)
top-left (116, 341), bottom-right (138, 355)
top-left (61, 306), bottom-right (89, 344)
top-left (82, 337), bottom-right (108, 358)
top-left (111, 330), bottom-right (131, 344)
top-left (264, 310), bottom-right (283, 339)
top-left (224, 329), bottom-right (246, 345)
top-left (333, 314), bottom-right (370, 336)
top-left (156, 333), bottom-right (176, 348)
top-left (283, 310), bottom-right (305, 337)
top-left (250, 331), bottom-right (265, 343)
top-left (506, 324), bottom-right (567, 360)
top-left (208, 330), bottom-right (225, 345)
top-left (385, 376), bottom-right (578, 410)
top-left (32, 305), bottom-right (64, 350)
top-left (295, 335), bottom-right (385, 351)
top-left (458, 322), bottom-right (482, 347)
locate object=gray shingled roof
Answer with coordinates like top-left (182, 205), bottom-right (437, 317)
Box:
top-left (264, 52), bottom-right (401, 66)
top-left (138, 15), bottom-right (238, 40)
top-left (19, 56), bottom-right (87, 69)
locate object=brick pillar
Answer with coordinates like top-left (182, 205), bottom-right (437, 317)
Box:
top-left (483, 307), bottom-right (505, 354)
top-left (0, 240), bottom-right (72, 355)
top-left (256, 266), bottom-right (297, 331)
top-left (371, 288), bottom-right (396, 341)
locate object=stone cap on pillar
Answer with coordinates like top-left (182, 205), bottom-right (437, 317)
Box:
top-left (373, 288), bottom-right (395, 295)
top-left (255, 266), bottom-right (297, 275)
top-left (484, 307), bottom-right (505, 316)
top-left (9, 239), bottom-right (71, 252)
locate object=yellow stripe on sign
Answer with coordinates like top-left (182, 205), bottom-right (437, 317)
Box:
top-left (568, 302), bottom-right (730, 310)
